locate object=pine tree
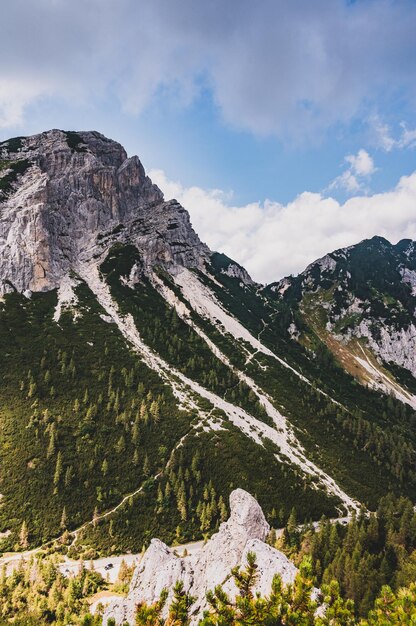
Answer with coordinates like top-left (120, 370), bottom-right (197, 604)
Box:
top-left (267, 528), bottom-right (277, 547)
top-left (132, 420), bottom-right (140, 445)
top-left (157, 484), bottom-right (164, 511)
top-left (143, 454), bottom-right (150, 476)
top-left (178, 493), bottom-right (187, 522)
top-left (150, 400), bottom-right (160, 422)
top-left (136, 588), bottom-right (168, 625)
top-left (64, 465), bottom-right (74, 488)
top-left (92, 507), bottom-right (99, 529)
top-left (60, 506), bottom-right (67, 530)
top-left (27, 381), bottom-right (37, 399)
top-left (101, 458), bottom-right (109, 476)
top-left (115, 435), bottom-right (125, 454)
top-left (46, 429), bottom-right (55, 459)
top-left (168, 580), bottom-right (195, 625)
top-left (232, 551), bottom-right (258, 599)
top-left (19, 521), bottom-right (29, 549)
top-left (53, 451), bottom-right (63, 490)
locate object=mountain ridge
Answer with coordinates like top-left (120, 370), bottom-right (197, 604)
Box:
top-left (267, 235), bottom-right (416, 406)
top-left (1, 129), bottom-right (416, 559)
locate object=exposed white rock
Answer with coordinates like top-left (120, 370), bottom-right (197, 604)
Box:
top-left (356, 319), bottom-right (416, 375)
top-left (276, 278), bottom-right (291, 295)
top-left (294, 238), bottom-right (416, 406)
top-left (147, 267), bottom-right (358, 512)
top-left (305, 253), bottom-right (337, 275)
top-left (288, 322), bottom-right (300, 339)
top-left (102, 489), bottom-right (298, 625)
top-left (220, 262), bottom-right (254, 285)
top-left (0, 130), bottom-right (209, 295)
top-left (401, 266), bottom-right (416, 295)
top-left (352, 342), bottom-right (416, 408)
top-left (53, 274), bottom-right (79, 322)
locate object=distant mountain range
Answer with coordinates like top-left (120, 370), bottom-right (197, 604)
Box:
top-left (1, 130), bottom-right (415, 554)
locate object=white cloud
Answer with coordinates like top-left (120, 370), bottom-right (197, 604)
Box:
top-left (1, 1), bottom-right (416, 139)
top-left (371, 116), bottom-right (416, 152)
top-left (346, 149), bottom-right (375, 177)
top-left (330, 170), bottom-right (361, 193)
top-left (328, 149), bottom-right (376, 193)
top-left (398, 122), bottom-right (416, 149)
top-left (371, 115), bottom-right (397, 152)
top-left (150, 168), bottom-right (416, 284)
top-left (0, 79), bottom-right (49, 129)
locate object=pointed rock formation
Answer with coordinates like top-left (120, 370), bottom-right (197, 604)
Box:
top-left (103, 489), bottom-right (298, 625)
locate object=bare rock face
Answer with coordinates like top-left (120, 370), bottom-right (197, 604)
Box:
top-left (0, 130), bottom-right (209, 294)
top-left (103, 489), bottom-right (298, 625)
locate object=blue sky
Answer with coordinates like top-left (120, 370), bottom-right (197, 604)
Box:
top-left (1, 0), bottom-right (416, 281)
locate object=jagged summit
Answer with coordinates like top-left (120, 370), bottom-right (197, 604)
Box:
top-left (0, 129), bottom-right (128, 164)
top-left (0, 129), bottom-right (209, 294)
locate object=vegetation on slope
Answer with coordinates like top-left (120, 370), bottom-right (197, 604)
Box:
top-left (100, 246), bottom-right (270, 425)
top-left (0, 158), bottom-right (31, 197)
top-left (280, 493), bottom-right (416, 617)
top-left (0, 245), bottom-right (338, 555)
top-left (79, 423), bottom-right (337, 553)
top-left (2, 240), bottom-right (416, 557)
top-left (0, 283), bottom-right (193, 550)
top-left (197, 255), bottom-right (416, 507)
top-left (0, 556), bottom-right (105, 625)
top-left (64, 131), bottom-right (88, 153)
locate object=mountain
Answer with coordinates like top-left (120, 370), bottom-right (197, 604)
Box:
top-left (267, 236), bottom-right (416, 404)
top-left (0, 130), bottom-right (415, 557)
top-left (0, 129), bottom-right (207, 293)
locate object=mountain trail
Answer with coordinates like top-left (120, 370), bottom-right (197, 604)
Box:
top-left (77, 264), bottom-right (359, 513)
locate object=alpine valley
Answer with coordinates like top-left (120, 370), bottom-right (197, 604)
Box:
top-left (1, 128), bottom-right (416, 563)
top-left (0, 130), bottom-right (416, 552)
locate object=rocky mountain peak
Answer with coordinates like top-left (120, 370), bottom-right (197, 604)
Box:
top-left (0, 130), bottom-right (209, 294)
top-left (103, 489), bottom-right (297, 625)
top-left (1, 129), bottom-right (128, 166)
top-left (264, 235), bottom-right (416, 403)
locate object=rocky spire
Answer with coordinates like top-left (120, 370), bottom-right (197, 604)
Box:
top-left (103, 489), bottom-right (298, 625)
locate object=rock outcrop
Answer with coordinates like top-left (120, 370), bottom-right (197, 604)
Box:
top-left (0, 130), bottom-right (209, 294)
top-left (103, 489), bottom-right (298, 625)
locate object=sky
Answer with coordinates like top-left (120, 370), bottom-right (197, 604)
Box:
top-left (1, 0), bottom-right (416, 283)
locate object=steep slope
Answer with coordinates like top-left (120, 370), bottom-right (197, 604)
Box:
top-left (0, 129), bottom-right (207, 294)
top-left (267, 236), bottom-right (416, 404)
top-left (0, 131), bottom-right (341, 554)
top-left (154, 253), bottom-right (416, 505)
top-left (0, 130), bottom-right (415, 558)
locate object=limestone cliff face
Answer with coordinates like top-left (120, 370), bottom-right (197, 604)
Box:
top-left (103, 489), bottom-right (298, 625)
top-left (0, 130), bottom-right (209, 294)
